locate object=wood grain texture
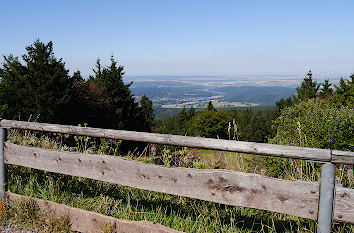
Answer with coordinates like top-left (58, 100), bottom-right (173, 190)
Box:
top-left (0, 119), bottom-right (334, 162)
top-left (333, 186), bottom-right (354, 223)
top-left (6, 192), bottom-right (183, 233)
top-left (332, 150), bottom-right (354, 165)
top-left (4, 143), bottom-right (320, 220)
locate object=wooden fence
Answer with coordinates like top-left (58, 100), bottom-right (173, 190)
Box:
top-left (0, 120), bottom-right (353, 233)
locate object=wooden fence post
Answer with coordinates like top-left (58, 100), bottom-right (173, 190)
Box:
top-left (317, 162), bottom-right (336, 233)
top-left (0, 127), bottom-right (7, 201)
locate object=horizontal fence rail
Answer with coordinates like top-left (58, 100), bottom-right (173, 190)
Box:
top-left (4, 142), bottom-right (320, 220)
top-left (3, 142), bottom-right (354, 223)
top-left (1, 120), bottom-right (353, 164)
top-left (0, 119), bottom-right (354, 233)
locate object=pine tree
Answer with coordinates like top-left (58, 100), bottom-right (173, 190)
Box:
top-left (187, 106), bottom-right (196, 119)
top-left (332, 75), bottom-right (354, 107)
top-left (0, 40), bottom-right (73, 123)
top-left (319, 79), bottom-right (333, 98)
top-left (137, 95), bottom-right (154, 132)
top-left (89, 57), bottom-right (138, 130)
top-left (207, 101), bottom-right (215, 111)
top-left (295, 70), bottom-right (320, 101)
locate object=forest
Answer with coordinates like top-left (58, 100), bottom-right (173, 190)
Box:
top-left (1, 40), bottom-right (354, 232)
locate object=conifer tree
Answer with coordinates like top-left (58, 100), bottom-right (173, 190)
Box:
top-left (319, 79), bottom-right (333, 98)
top-left (332, 75), bottom-right (354, 107)
top-left (0, 40), bottom-right (73, 123)
top-left (295, 70), bottom-right (320, 101)
top-left (137, 95), bottom-right (154, 131)
top-left (207, 101), bottom-right (215, 111)
top-left (89, 57), bottom-right (138, 130)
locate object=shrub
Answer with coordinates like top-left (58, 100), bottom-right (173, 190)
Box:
top-left (270, 98), bottom-right (354, 151)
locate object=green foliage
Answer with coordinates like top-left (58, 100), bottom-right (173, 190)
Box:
top-left (137, 95), bottom-right (155, 132)
top-left (267, 75), bottom-right (354, 183)
top-left (319, 79), bottom-right (333, 98)
top-left (270, 98), bottom-right (354, 151)
top-left (0, 41), bottom-right (154, 138)
top-left (156, 106), bottom-right (196, 135)
top-left (241, 115), bottom-right (269, 143)
top-left (189, 109), bottom-right (231, 139)
top-left (0, 40), bottom-right (73, 123)
top-left (276, 96), bottom-right (294, 111)
top-left (331, 75), bottom-right (354, 107)
top-left (88, 57), bottom-right (138, 130)
top-left (275, 72), bottom-right (336, 111)
top-left (228, 108), bottom-right (278, 142)
top-left (207, 101), bottom-right (215, 111)
top-left (70, 71), bottom-right (111, 127)
top-left (295, 70), bottom-right (320, 102)
top-left (156, 107), bottom-right (279, 142)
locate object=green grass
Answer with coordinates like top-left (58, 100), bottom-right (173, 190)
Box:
top-left (3, 129), bottom-right (354, 232)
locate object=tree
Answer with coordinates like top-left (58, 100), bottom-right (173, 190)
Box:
top-left (70, 71), bottom-right (111, 126)
top-left (295, 70), bottom-right (320, 101)
top-left (190, 110), bottom-right (231, 139)
top-left (275, 70), bottom-right (321, 113)
top-left (275, 97), bottom-right (294, 112)
top-left (207, 101), bottom-right (215, 111)
top-left (187, 106), bottom-right (196, 119)
top-left (242, 114), bottom-right (269, 143)
top-left (86, 57), bottom-right (155, 153)
top-left (319, 79), bottom-right (333, 98)
top-left (332, 75), bottom-right (354, 107)
top-left (89, 57), bottom-right (138, 130)
top-left (137, 95), bottom-right (154, 132)
top-left (0, 40), bottom-right (73, 123)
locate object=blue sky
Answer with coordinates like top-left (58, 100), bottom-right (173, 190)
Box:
top-left (1, 0), bottom-right (354, 76)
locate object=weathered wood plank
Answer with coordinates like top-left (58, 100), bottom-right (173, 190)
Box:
top-left (332, 150), bottom-right (354, 165)
top-left (333, 186), bottom-right (354, 223)
top-left (4, 143), bottom-right (320, 220)
top-left (6, 192), bottom-right (183, 233)
top-left (0, 120), bottom-right (333, 161)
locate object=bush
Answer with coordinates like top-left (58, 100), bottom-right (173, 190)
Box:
top-left (270, 98), bottom-right (354, 151)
